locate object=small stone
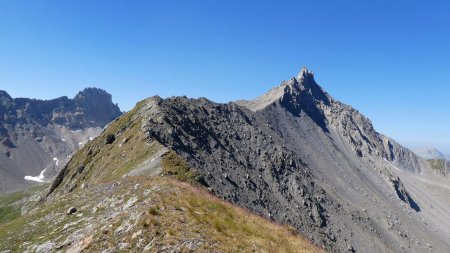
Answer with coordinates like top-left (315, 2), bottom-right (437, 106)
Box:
top-left (123, 196), bottom-right (138, 210)
top-left (118, 242), bottom-right (129, 250)
top-left (131, 230), bottom-right (142, 239)
top-left (119, 138), bottom-right (129, 147)
top-left (347, 245), bottom-right (355, 252)
top-left (144, 239), bottom-right (154, 251)
top-left (67, 207), bottom-right (77, 215)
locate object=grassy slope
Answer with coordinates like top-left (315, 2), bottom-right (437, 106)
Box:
top-left (0, 177), bottom-right (324, 253)
top-left (0, 184), bottom-right (48, 225)
top-left (47, 99), bottom-right (168, 200)
top-left (0, 99), bottom-right (324, 252)
top-left (427, 159), bottom-right (449, 177)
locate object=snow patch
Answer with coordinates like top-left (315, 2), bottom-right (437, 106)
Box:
top-left (24, 169), bottom-right (46, 183)
top-left (53, 157), bottom-right (59, 166)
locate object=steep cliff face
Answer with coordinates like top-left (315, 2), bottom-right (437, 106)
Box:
top-left (46, 69), bottom-right (450, 252)
top-left (0, 88), bottom-right (121, 193)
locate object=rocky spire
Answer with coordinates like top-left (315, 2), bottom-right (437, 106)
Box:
top-left (74, 87), bottom-right (111, 102)
top-left (235, 67), bottom-right (328, 112)
top-left (296, 66), bottom-right (315, 82)
top-left (289, 67), bottom-right (327, 104)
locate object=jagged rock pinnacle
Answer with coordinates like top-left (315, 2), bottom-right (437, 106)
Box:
top-left (296, 66), bottom-right (314, 81)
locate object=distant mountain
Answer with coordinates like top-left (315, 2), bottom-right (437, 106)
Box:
top-left (412, 146), bottom-right (446, 160)
top-left (0, 88), bottom-right (121, 193)
top-left (413, 147), bottom-right (450, 176)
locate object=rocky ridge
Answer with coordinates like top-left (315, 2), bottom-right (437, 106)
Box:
top-left (6, 68), bottom-right (449, 252)
top-left (46, 68), bottom-right (450, 252)
top-left (0, 100), bottom-right (323, 253)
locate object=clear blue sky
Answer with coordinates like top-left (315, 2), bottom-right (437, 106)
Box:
top-left (1, 1), bottom-right (449, 152)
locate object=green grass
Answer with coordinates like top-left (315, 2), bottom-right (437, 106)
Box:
top-left (139, 178), bottom-right (323, 253)
top-left (427, 159), bottom-right (449, 177)
top-left (162, 151), bottom-right (203, 185)
top-left (149, 206), bottom-right (161, 216)
top-left (0, 175), bottom-right (323, 253)
top-left (427, 159), bottom-right (447, 171)
top-left (50, 99), bottom-right (166, 195)
top-left (0, 206), bottom-right (20, 224)
top-left (0, 184), bottom-right (48, 224)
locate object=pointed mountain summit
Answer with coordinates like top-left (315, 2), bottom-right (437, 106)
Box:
top-left (279, 67), bottom-right (330, 120)
top-left (236, 67), bottom-right (329, 112)
top-left (296, 66), bottom-right (314, 80)
top-left (237, 68), bottom-right (424, 173)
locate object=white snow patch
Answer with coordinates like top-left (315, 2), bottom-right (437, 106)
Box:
top-left (78, 142), bottom-right (83, 146)
top-left (53, 157), bottom-right (59, 166)
top-left (89, 137), bottom-right (94, 141)
top-left (24, 169), bottom-right (46, 183)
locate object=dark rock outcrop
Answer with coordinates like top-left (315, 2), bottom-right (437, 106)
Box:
top-left (390, 176), bottom-right (420, 212)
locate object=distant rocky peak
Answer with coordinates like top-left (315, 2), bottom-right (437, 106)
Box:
top-left (296, 66), bottom-right (315, 81)
top-left (69, 87), bottom-right (122, 128)
top-left (0, 90), bottom-right (12, 102)
top-left (0, 87), bottom-right (121, 131)
top-left (412, 146), bottom-right (446, 160)
top-left (235, 67), bottom-right (330, 112)
top-left (74, 87), bottom-right (112, 103)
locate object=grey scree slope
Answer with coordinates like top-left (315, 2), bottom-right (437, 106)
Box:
top-left (52, 68), bottom-right (450, 253)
